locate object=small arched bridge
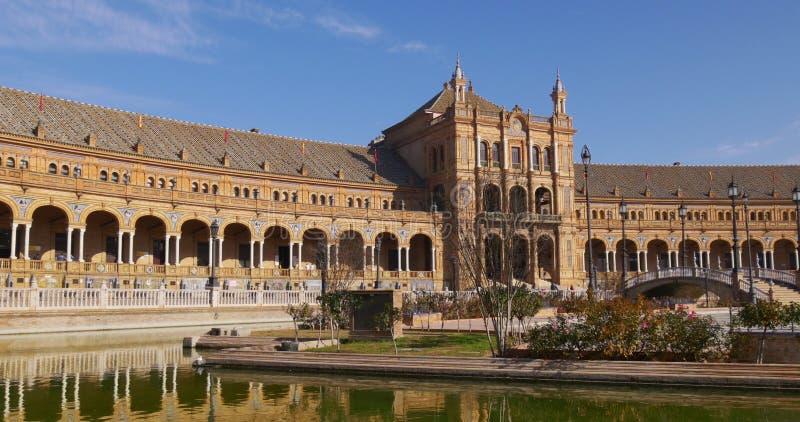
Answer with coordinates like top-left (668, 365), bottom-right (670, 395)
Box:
top-left (621, 267), bottom-right (772, 300)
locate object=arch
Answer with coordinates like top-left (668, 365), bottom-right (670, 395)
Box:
top-left (263, 225), bottom-right (292, 269)
top-left (221, 221), bottom-right (252, 268)
top-left (483, 184), bottom-right (501, 212)
top-left (773, 238), bottom-right (797, 270)
top-left (535, 187), bottom-right (552, 214)
top-left (191, 182), bottom-right (199, 192)
top-left (146, 176), bottom-right (155, 188)
top-left (233, 186), bottom-right (240, 197)
top-left (509, 185), bottom-right (527, 214)
top-left (511, 235), bottom-right (529, 280)
top-left (178, 218), bottom-right (211, 267)
top-left (157, 178), bottom-right (166, 189)
top-left (60, 164), bottom-right (70, 176)
top-left (537, 235), bottom-right (556, 282)
top-left (741, 238), bottom-right (765, 269)
top-left (273, 191), bottom-right (280, 201)
top-left (409, 233), bottom-right (433, 271)
top-left (709, 239), bottom-right (733, 270)
top-left (132, 215), bottom-right (167, 265)
top-left (84, 210), bottom-right (121, 264)
top-left (201, 183), bottom-right (209, 193)
top-left (615, 237), bottom-right (638, 275)
top-left (375, 231), bottom-right (400, 271)
top-left (129, 211), bottom-right (171, 232)
top-left (677, 238), bottom-right (701, 267)
top-left (336, 229), bottom-right (365, 270)
top-left (310, 194), bottom-right (317, 205)
top-left (320, 195), bottom-right (327, 205)
top-left (0, 200), bottom-right (16, 258)
top-left (99, 170), bottom-right (108, 181)
top-left (48, 163), bottom-right (57, 174)
top-left (646, 238), bottom-right (670, 271)
top-left (111, 171), bottom-right (119, 183)
top-left (218, 219), bottom-right (255, 239)
top-left (260, 223), bottom-right (294, 240)
top-left (30, 205), bottom-right (70, 261)
top-left (25, 200), bottom-right (73, 223)
top-left (78, 206), bottom-right (125, 227)
top-left (584, 237), bottom-right (608, 275)
top-left (300, 227), bottom-right (329, 270)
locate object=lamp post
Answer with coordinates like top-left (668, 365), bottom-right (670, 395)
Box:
top-left (678, 203), bottom-right (687, 267)
top-left (450, 256), bottom-right (458, 291)
top-left (792, 186), bottom-right (800, 285)
top-left (742, 192), bottom-right (756, 303)
top-left (581, 145), bottom-right (595, 291)
top-left (208, 220), bottom-right (219, 288)
top-left (727, 181), bottom-right (741, 301)
top-left (618, 197), bottom-right (628, 291)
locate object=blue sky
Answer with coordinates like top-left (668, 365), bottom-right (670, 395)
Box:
top-left (0, 0), bottom-right (798, 165)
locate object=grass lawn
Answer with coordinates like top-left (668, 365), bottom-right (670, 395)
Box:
top-left (310, 332), bottom-right (494, 357)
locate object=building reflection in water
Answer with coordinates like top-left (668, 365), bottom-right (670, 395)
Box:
top-left (2, 342), bottom-right (800, 420)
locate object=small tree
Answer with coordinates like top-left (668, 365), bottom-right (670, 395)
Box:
top-left (285, 303), bottom-right (314, 342)
top-left (374, 303), bottom-right (403, 355)
top-left (736, 300), bottom-right (788, 364)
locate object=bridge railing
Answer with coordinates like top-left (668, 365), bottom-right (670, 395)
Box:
top-left (624, 266), bottom-right (771, 300)
top-left (744, 267), bottom-right (797, 288)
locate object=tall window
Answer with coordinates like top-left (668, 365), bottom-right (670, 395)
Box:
top-left (48, 163), bottom-right (57, 174)
top-left (491, 143), bottom-right (501, 167)
top-left (146, 177), bottom-right (154, 187)
top-left (479, 142), bottom-right (488, 167)
top-left (511, 147), bottom-right (521, 169)
top-left (99, 170), bottom-right (108, 181)
top-left (61, 165), bottom-right (70, 176)
top-left (532, 146), bottom-right (540, 170)
top-left (111, 172), bottom-right (119, 183)
top-left (543, 147), bottom-right (551, 170)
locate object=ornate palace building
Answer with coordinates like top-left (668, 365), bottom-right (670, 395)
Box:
top-left (0, 59), bottom-right (798, 291)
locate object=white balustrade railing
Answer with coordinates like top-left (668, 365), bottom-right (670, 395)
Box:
top-left (0, 287), bottom-right (322, 311)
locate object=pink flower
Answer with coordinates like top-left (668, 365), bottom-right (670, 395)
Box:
top-left (688, 311), bottom-right (697, 319)
top-left (641, 322), bottom-right (649, 329)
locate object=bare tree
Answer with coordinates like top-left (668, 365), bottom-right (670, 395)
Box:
top-left (452, 175), bottom-right (535, 357)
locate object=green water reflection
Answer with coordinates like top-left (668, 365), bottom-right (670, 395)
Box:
top-left (0, 341), bottom-right (798, 421)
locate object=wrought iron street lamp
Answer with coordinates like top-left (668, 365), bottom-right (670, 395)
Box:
top-left (208, 220), bottom-right (220, 288)
top-left (374, 235), bottom-right (382, 288)
top-left (618, 197), bottom-right (628, 290)
top-left (581, 145), bottom-right (595, 291)
top-left (728, 181), bottom-right (741, 300)
top-left (678, 203), bottom-right (687, 267)
top-left (742, 192), bottom-right (756, 303)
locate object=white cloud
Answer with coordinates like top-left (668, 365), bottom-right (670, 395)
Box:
top-left (205, 0), bottom-right (303, 28)
top-left (315, 15), bottom-right (381, 39)
top-left (715, 116), bottom-right (800, 162)
top-left (388, 41), bottom-right (431, 53)
top-left (0, 0), bottom-right (207, 59)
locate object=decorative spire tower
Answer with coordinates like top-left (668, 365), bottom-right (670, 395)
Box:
top-left (551, 68), bottom-right (568, 115)
top-left (450, 54), bottom-right (468, 102)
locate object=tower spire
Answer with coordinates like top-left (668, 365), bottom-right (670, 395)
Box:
top-left (551, 68), bottom-right (568, 115)
top-left (453, 53), bottom-right (464, 80)
top-left (450, 53), bottom-right (468, 102)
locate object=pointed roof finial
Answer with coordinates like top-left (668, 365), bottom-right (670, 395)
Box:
top-left (453, 53), bottom-right (464, 80)
top-left (554, 67), bottom-right (564, 93)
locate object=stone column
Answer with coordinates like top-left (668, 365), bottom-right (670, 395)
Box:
top-left (117, 231), bottom-right (124, 265)
top-left (580, 251), bottom-right (585, 271)
top-left (174, 235), bottom-right (181, 266)
top-left (259, 240), bottom-right (264, 268)
top-left (363, 246), bottom-right (368, 270)
top-left (431, 247), bottom-right (437, 272)
top-left (297, 242), bottom-right (303, 268)
top-left (668, 251), bottom-right (673, 268)
top-left (643, 251), bottom-right (649, 272)
top-left (208, 236), bottom-right (213, 267)
top-left (78, 228), bottom-right (85, 262)
top-left (502, 137), bottom-right (509, 169)
top-left (249, 240), bottom-right (255, 269)
top-left (738, 250), bottom-right (743, 269)
top-left (23, 224), bottom-right (31, 260)
top-left (795, 250), bottom-right (799, 271)
top-left (729, 250), bottom-right (735, 269)
top-left (218, 237), bottom-right (224, 267)
top-left (327, 243), bottom-right (332, 270)
top-left (289, 242), bottom-right (294, 269)
top-left (528, 142), bottom-right (534, 171)
top-left (396, 248), bottom-right (401, 271)
top-left (128, 232), bottom-right (135, 264)
top-left (405, 247), bottom-right (410, 272)
top-left (604, 251), bottom-right (610, 272)
top-left (611, 251), bottom-right (616, 272)
top-left (66, 227), bottom-right (74, 262)
top-left (769, 250), bottom-right (775, 270)
top-left (9, 222), bottom-right (17, 259)
top-left (475, 135), bottom-right (481, 168)
top-left (164, 234), bottom-right (171, 266)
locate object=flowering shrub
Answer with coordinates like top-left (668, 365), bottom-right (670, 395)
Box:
top-left (527, 297), bottom-right (729, 361)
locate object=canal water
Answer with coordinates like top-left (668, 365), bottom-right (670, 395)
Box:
top-left (0, 334), bottom-right (798, 421)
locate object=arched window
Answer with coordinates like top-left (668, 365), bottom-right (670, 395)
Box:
top-left (191, 182), bottom-right (198, 192)
top-left (718, 211), bottom-right (724, 220)
top-left (687, 213), bottom-right (693, 221)
top-left (291, 192), bottom-right (298, 203)
top-left (662, 211), bottom-right (668, 220)
top-left (701, 212), bottom-right (707, 220)
top-left (638, 211), bottom-right (644, 220)
top-left (282, 192), bottom-right (288, 201)
top-left (347, 198), bottom-right (354, 207)
top-left (576, 210), bottom-right (581, 219)
top-left (233, 187), bottom-right (240, 197)
top-left (783, 211), bottom-right (789, 221)
top-left (110, 172), bottom-right (119, 183)
top-left (765, 212), bottom-right (771, 221)
top-left (99, 170), bottom-right (108, 181)
top-left (212, 184), bottom-right (219, 195)
top-left (5, 157), bottom-right (14, 168)
top-left (391, 200), bottom-right (397, 210)
top-left (243, 188), bottom-right (250, 198)
top-left (356, 198), bottom-right (362, 208)
top-left (669, 212), bottom-right (675, 220)
top-left (655, 212), bottom-right (661, 221)
top-left (531, 146), bottom-right (540, 170)
top-left (630, 211), bottom-right (636, 220)
top-left (201, 183), bottom-right (208, 193)
top-left (329, 195), bottom-right (334, 206)
top-left (479, 142), bottom-right (488, 167)
top-left (592, 210), bottom-right (598, 219)
top-left (158, 178), bottom-right (166, 189)
top-left (320, 195), bottom-right (327, 205)
top-left (61, 165), bottom-right (70, 176)
top-left (750, 211), bottom-right (756, 221)
top-left (725, 211), bottom-right (731, 221)
top-left (383, 200), bottom-right (389, 209)
top-left (757, 211), bottom-right (764, 221)
top-left (146, 176), bottom-right (154, 187)
top-left (273, 191), bottom-right (279, 201)
top-left (48, 163), bottom-right (57, 174)
top-left (542, 147), bottom-right (551, 170)
top-left (491, 143), bottom-right (501, 167)
top-left (599, 210), bottom-right (605, 219)
top-left (365, 199), bottom-right (370, 208)
top-left (311, 194), bottom-right (317, 205)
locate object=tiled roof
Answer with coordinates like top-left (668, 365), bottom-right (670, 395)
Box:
top-left (0, 87), bottom-right (420, 186)
top-left (391, 87), bottom-right (504, 129)
top-left (576, 163), bottom-right (800, 200)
